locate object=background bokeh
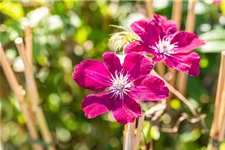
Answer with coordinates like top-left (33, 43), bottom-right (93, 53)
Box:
top-left (0, 0), bottom-right (225, 150)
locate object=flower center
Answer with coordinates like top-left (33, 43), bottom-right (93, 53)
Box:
top-left (109, 71), bottom-right (133, 99)
top-left (152, 37), bottom-right (177, 54)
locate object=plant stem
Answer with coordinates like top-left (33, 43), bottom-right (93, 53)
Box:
top-left (15, 38), bottom-right (55, 150)
top-left (0, 43), bottom-right (43, 150)
top-left (152, 70), bottom-right (197, 116)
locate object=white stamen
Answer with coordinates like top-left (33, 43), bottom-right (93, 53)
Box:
top-left (109, 70), bottom-right (133, 99)
top-left (152, 37), bottom-right (177, 55)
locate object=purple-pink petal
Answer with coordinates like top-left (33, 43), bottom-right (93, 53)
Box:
top-left (112, 95), bottom-right (141, 124)
top-left (130, 19), bottom-right (149, 37)
top-left (72, 60), bottom-right (111, 91)
top-left (130, 76), bottom-right (169, 101)
top-left (82, 92), bottom-right (112, 118)
top-left (123, 53), bottom-right (154, 80)
top-left (125, 40), bottom-right (153, 54)
top-left (171, 31), bottom-right (205, 53)
top-left (164, 52), bottom-right (200, 76)
top-left (130, 19), bottom-right (163, 45)
top-left (103, 52), bottom-right (122, 75)
top-left (152, 14), bottom-right (178, 34)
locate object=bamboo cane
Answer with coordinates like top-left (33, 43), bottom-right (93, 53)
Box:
top-left (15, 38), bottom-right (55, 150)
top-left (176, 0), bottom-right (197, 95)
top-left (24, 24), bottom-right (32, 65)
top-left (133, 115), bottom-right (145, 150)
top-left (145, 0), bottom-right (154, 19)
top-left (145, 0), bottom-right (166, 78)
top-left (167, 0), bottom-right (183, 100)
top-left (208, 51), bottom-right (225, 150)
top-left (0, 43), bottom-right (43, 150)
top-left (124, 122), bottom-right (135, 150)
top-left (24, 24), bottom-right (37, 125)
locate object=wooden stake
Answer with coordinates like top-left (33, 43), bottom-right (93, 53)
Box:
top-left (0, 43), bottom-right (43, 150)
top-left (124, 122), bottom-right (135, 150)
top-left (145, 0), bottom-right (166, 80)
top-left (145, 0), bottom-right (154, 19)
top-left (15, 38), bottom-right (55, 150)
top-left (167, 0), bottom-right (183, 100)
top-left (24, 24), bottom-right (32, 65)
top-left (133, 115), bottom-right (145, 150)
top-left (24, 24), bottom-right (36, 125)
top-left (172, 0), bottom-right (183, 30)
top-left (208, 51), bottom-right (225, 150)
top-left (176, 0), bottom-right (197, 95)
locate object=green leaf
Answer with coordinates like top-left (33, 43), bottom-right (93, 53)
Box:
top-left (170, 99), bottom-right (181, 110)
top-left (0, 1), bottom-right (24, 20)
top-left (150, 125), bottom-right (160, 140)
top-left (199, 28), bottom-right (225, 41)
top-left (198, 28), bottom-right (225, 53)
top-left (198, 41), bottom-right (225, 53)
top-left (179, 129), bottom-right (201, 143)
top-left (143, 121), bottom-right (151, 143)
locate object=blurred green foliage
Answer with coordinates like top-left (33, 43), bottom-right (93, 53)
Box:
top-left (0, 0), bottom-right (225, 150)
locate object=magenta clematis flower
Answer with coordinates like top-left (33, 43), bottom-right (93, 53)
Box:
top-left (125, 14), bottom-right (205, 76)
top-left (72, 52), bottom-right (169, 124)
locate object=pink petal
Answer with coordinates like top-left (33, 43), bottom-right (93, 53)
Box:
top-left (130, 19), bottom-right (149, 37)
top-left (130, 76), bottom-right (169, 101)
top-left (164, 52), bottom-right (200, 76)
top-left (130, 19), bottom-right (163, 45)
top-left (171, 31), bottom-right (205, 53)
top-left (152, 14), bottom-right (178, 34)
top-left (82, 92), bottom-right (112, 118)
top-left (125, 40), bottom-right (153, 54)
top-left (103, 52), bottom-right (122, 75)
top-left (112, 95), bottom-right (141, 124)
top-left (123, 53), bottom-right (154, 80)
top-left (73, 60), bottom-right (111, 91)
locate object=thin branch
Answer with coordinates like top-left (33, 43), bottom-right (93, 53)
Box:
top-left (161, 113), bottom-right (206, 133)
top-left (145, 100), bottom-right (166, 121)
top-left (15, 38), bottom-right (55, 150)
top-left (152, 70), bottom-right (197, 116)
top-left (0, 43), bottom-right (43, 150)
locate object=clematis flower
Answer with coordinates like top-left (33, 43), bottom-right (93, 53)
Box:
top-left (72, 52), bottom-right (169, 124)
top-left (125, 14), bottom-right (205, 76)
